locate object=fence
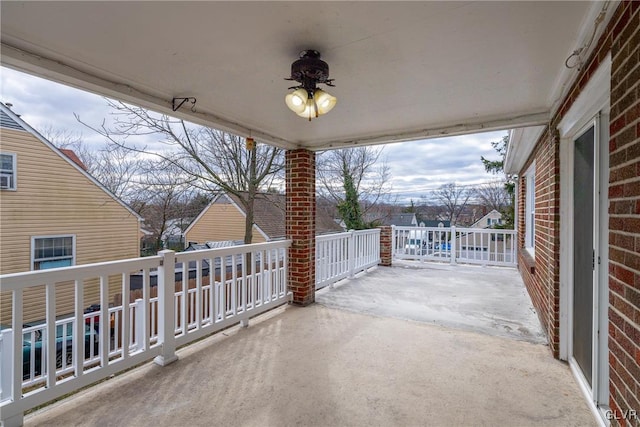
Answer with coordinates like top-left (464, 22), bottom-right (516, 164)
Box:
top-left (0, 240), bottom-right (291, 427)
top-left (392, 226), bottom-right (516, 267)
top-left (316, 229), bottom-right (381, 290)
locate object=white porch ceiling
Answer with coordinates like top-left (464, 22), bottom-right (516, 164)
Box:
top-left (1, 1), bottom-right (599, 150)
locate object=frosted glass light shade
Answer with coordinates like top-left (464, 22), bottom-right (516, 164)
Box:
top-left (314, 89), bottom-right (337, 115)
top-left (296, 98), bottom-right (316, 120)
top-left (285, 88), bottom-right (309, 114)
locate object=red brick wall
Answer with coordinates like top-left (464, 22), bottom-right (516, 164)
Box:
top-left (608, 2), bottom-right (640, 423)
top-left (378, 226), bottom-right (392, 266)
top-left (515, 2), bottom-right (639, 423)
top-left (286, 149), bottom-right (316, 306)
top-left (517, 131), bottom-right (561, 358)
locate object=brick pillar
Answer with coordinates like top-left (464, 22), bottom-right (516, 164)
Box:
top-left (378, 226), bottom-right (392, 266)
top-left (286, 149), bottom-right (316, 306)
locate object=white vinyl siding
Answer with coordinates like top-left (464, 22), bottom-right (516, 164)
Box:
top-left (0, 152), bottom-right (16, 190)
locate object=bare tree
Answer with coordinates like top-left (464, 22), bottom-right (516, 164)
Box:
top-left (78, 100), bottom-right (284, 244)
top-left (475, 180), bottom-right (509, 213)
top-left (131, 160), bottom-right (194, 250)
top-left (317, 146), bottom-right (393, 229)
top-left (431, 183), bottom-right (471, 225)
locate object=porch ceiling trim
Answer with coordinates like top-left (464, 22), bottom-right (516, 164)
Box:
top-left (3, 39), bottom-right (550, 151)
top-left (1, 42), bottom-right (297, 150)
top-left (504, 125), bottom-right (547, 175)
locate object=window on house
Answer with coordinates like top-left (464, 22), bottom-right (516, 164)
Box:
top-left (0, 153), bottom-right (16, 190)
top-left (524, 164), bottom-right (536, 255)
top-left (32, 236), bottom-right (75, 270)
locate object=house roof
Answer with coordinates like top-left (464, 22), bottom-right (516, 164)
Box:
top-left (0, 102), bottom-right (143, 221)
top-left (225, 192), bottom-right (343, 239)
top-left (387, 214), bottom-right (416, 227)
top-left (470, 209), bottom-right (502, 229)
top-left (419, 219), bottom-right (451, 228)
top-left (59, 148), bottom-right (88, 171)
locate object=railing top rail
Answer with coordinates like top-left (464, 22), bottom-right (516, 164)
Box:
top-left (316, 231), bottom-right (352, 241)
top-left (0, 256), bottom-right (162, 291)
top-left (454, 227), bottom-right (516, 234)
top-left (393, 225), bottom-right (515, 234)
top-left (353, 229), bottom-right (381, 236)
top-left (393, 226), bottom-right (451, 232)
top-left (175, 239), bottom-right (291, 262)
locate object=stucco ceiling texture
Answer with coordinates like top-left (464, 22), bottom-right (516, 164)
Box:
top-left (1, 1), bottom-right (593, 150)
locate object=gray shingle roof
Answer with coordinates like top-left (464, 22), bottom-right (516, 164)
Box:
top-left (226, 192), bottom-right (343, 238)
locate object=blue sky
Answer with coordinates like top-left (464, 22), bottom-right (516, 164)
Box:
top-left (1, 66), bottom-right (507, 204)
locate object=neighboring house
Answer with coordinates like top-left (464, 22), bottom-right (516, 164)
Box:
top-left (184, 192), bottom-right (343, 245)
top-left (387, 213), bottom-right (417, 227)
top-left (0, 103), bottom-right (143, 325)
top-left (469, 209), bottom-right (503, 229)
top-left (456, 210), bottom-right (509, 260)
top-left (417, 219), bottom-right (451, 228)
top-left (504, 4), bottom-right (639, 422)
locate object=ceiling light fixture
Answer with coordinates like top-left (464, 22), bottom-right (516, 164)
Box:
top-left (285, 50), bottom-right (336, 121)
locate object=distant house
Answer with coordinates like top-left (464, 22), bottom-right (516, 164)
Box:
top-left (418, 219), bottom-right (451, 228)
top-left (0, 103), bottom-right (143, 324)
top-left (469, 209), bottom-right (503, 229)
top-left (387, 213), bottom-right (417, 227)
top-left (184, 192), bottom-right (343, 246)
top-left (457, 210), bottom-right (510, 259)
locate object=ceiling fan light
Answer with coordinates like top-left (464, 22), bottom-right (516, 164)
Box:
top-left (285, 88), bottom-right (309, 114)
top-left (314, 89), bottom-right (337, 115)
top-left (296, 97), bottom-right (316, 121)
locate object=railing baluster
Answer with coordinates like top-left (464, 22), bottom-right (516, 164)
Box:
top-left (196, 259), bottom-right (202, 330)
top-left (74, 279), bottom-right (84, 377)
top-left (122, 273), bottom-right (130, 359)
top-left (143, 268), bottom-right (150, 350)
top-left (220, 255), bottom-right (227, 320)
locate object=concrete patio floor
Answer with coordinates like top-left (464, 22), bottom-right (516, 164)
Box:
top-left (316, 261), bottom-right (547, 344)
top-left (26, 263), bottom-right (596, 427)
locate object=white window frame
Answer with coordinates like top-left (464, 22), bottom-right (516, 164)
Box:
top-left (0, 152), bottom-right (17, 190)
top-left (31, 235), bottom-right (76, 271)
top-left (524, 162), bottom-right (536, 257)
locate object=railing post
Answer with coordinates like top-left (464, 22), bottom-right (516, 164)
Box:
top-left (154, 250), bottom-right (178, 366)
top-left (133, 298), bottom-right (145, 352)
top-left (348, 230), bottom-right (355, 279)
top-left (391, 225), bottom-right (396, 260)
top-left (450, 226), bottom-right (457, 265)
top-left (0, 329), bottom-right (12, 403)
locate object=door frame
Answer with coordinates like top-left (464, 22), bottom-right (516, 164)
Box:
top-left (558, 53), bottom-right (610, 422)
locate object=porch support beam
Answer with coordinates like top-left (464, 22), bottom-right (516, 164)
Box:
top-left (286, 149), bottom-right (316, 306)
top-left (0, 42), bottom-right (295, 150)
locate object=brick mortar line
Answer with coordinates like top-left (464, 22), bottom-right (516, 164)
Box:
top-left (609, 259), bottom-right (640, 277)
top-left (609, 208), bottom-right (640, 216)
top-left (611, 54), bottom-right (640, 94)
top-left (610, 157), bottom-right (640, 170)
top-left (610, 117), bottom-right (640, 141)
top-left (609, 175), bottom-right (640, 185)
top-left (609, 321), bottom-right (640, 365)
top-left (610, 229), bottom-right (640, 237)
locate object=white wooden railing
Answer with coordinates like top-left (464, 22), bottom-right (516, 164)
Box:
top-left (393, 226), bottom-right (516, 267)
top-left (0, 240), bottom-right (291, 427)
top-left (316, 229), bottom-right (381, 290)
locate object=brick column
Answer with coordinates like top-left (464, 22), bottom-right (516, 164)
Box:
top-left (378, 226), bottom-right (392, 267)
top-left (286, 149), bottom-right (316, 306)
